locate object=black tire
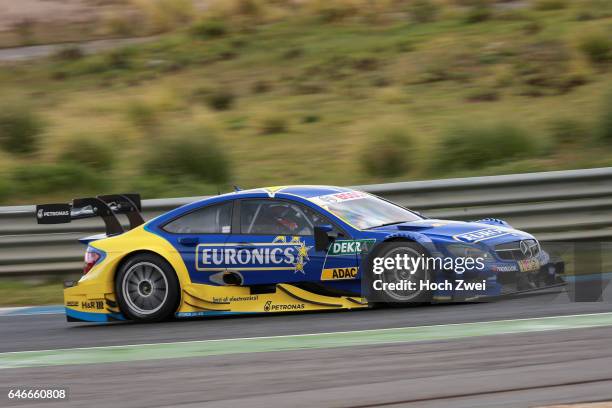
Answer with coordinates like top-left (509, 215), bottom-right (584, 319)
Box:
top-left (115, 253), bottom-right (180, 322)
top-left (365, 241), bottom-right (433, 306)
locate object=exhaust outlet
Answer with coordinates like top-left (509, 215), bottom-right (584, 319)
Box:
top-left (209, 271), bottom-right (244, 286)
top-left (222, 271), bottom-right (243, 286)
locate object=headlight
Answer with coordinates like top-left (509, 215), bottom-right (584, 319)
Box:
top-left (446, 244), bottom-right (491, 261)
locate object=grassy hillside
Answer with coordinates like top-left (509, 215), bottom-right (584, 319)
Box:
top-left (0, 0), bottom-right (611, 204)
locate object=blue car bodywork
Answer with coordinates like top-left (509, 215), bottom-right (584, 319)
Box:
top-left (144, 185), bottom-right (563, 301)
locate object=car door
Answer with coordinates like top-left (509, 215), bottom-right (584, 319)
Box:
top-left (161, 201), bottom-right (233, 285)
top-left (225, 198), bottom-right (357, 286)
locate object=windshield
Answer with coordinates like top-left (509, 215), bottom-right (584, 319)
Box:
top-left (309, 191), bottom-right (422, 230)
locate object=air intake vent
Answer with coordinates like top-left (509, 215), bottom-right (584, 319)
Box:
top-left (495, 239), bottom-right (539, 261)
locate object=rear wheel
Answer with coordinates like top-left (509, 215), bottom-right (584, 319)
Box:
top-left (115, 253), bottom-right (180, 322)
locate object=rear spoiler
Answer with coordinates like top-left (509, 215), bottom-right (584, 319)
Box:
top-left (35, 193), bottom-right (144, 235)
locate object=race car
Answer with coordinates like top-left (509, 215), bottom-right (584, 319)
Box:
top-left (35, 186), bottom-right (565, 323)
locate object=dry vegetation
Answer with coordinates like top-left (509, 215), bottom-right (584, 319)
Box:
top-left (0, 0), bottom-right (611, 203)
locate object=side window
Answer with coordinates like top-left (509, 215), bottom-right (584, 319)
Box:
top-left (163, 202), bottom-right (232, 234)
top-left (301, 206), bottom-right (336, 230)
top-left (240, 200), bottom-right (335, 236)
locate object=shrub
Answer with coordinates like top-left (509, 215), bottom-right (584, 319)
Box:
top-left (282, 47), bottom-right (304, 60)
top-left (464, 2), bottom-right (492, 24)
top-left (533, 0), bottom-right (567, 11)
top-left (106, 48), bottom-right (136, 71)
top-left (548, 118), bottom-right (587, 145)
top-left (307, 0), bottom-right (360, 23)
top-left (371, 75), bottom-right (391, 87)
top-left (58, 135), bottom-right (114, 171)
top-left (11, 162), bottom-right (104, 195)
top-left (522, 20), bottom-right (543, 35)
top-left (0, 104), bottom-right (43, 154)
top-left (514, 41), bottom-right (576, 96)
top-left (420, 49), bottom-right (482, 84)
top-left (55, 55), bottom-right (109, 77)
top-left (252, 80), bottom-right (272, 94)
top-left (575, 0), bottom-right (612, 20)
top-left (57, 47), bottom-right (139, 78)
top-left (54, 46), bottom-right (84, 61)
top-left (378, 87), bottom-right (406, 104)
top-left (0, 178), bottom-right (10, 203)
top-left (204, 89), bottom-right (235, 111)
top-left (105, 12), bottom-right (142, 37)
top-left (225, 115), bottom-right (248, 130)
top-left (436, 123), bottom-right (537, 170)
top-left (133, 0), bottom-right (195, 33)
top-left (233, 0), bottom-right (263, 16)
top-left (465, 88), bottom-right (500, 102)
top-left (361, 127), bottom-right (415, 178)
top-left (13, 19), bottom-right (35, 45)
top-left (599, 92), bottom-right (612, 143)
top-left (302, 114), bottom-right (320, 124)
top-left (395, 40), bottom-right (415, 53)
top-left (127, 101), bottom-right (160, 132)
top-left (143, 126), bottom-right (230, 184)
top-left (292, 80), bottom-right (327, 95)
top-left (353, 57), bottom-right (379, 71)
top-left (258, 113), bottom-right (288, 135)
top-left (410, 0), bottom-right (439, 23)
top-left (579, 33), bottom-right (611, 65)
top-left (191, 19), bottom-right (228, 39)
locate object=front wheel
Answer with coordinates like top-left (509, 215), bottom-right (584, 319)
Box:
top-left (366, 241), bottom-right (433, 306)
top-left (115, 253), bottom-right (180, 322)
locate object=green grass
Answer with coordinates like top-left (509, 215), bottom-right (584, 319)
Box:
top-left (0, 1), bottom-right (611, 204)
top-left (0, 279), bottom-right (65, 307)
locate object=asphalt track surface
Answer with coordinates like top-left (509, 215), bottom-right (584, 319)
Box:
top-left (2, 288), bottom-right (612, 408)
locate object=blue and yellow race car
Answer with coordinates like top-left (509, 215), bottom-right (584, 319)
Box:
top-left (35, 186), bottom-right (564, 323)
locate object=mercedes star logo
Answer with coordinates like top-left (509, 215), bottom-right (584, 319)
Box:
top-left (520, 240), bottom-right (533, 257)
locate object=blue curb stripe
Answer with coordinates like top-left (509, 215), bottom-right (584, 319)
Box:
top-left (0, 305), bottom-right (64, 317)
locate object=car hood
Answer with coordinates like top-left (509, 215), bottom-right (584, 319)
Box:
top-left (368, 219), bottom-right (534, 246)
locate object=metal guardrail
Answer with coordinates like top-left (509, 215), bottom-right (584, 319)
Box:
top-left (1, 167), bottom-right (611, 276)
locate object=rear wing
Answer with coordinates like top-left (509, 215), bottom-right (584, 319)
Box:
top-left (35, 193), bottom-right (144, 235)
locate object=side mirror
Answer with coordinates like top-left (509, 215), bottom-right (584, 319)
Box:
top-left (314, 224), bottom-right (333, 252)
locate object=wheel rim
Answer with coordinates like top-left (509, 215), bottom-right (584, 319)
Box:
top-left (379, 246), bottom-right (429, 302)
top-left (122, 262), bottom-right (168, 315)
